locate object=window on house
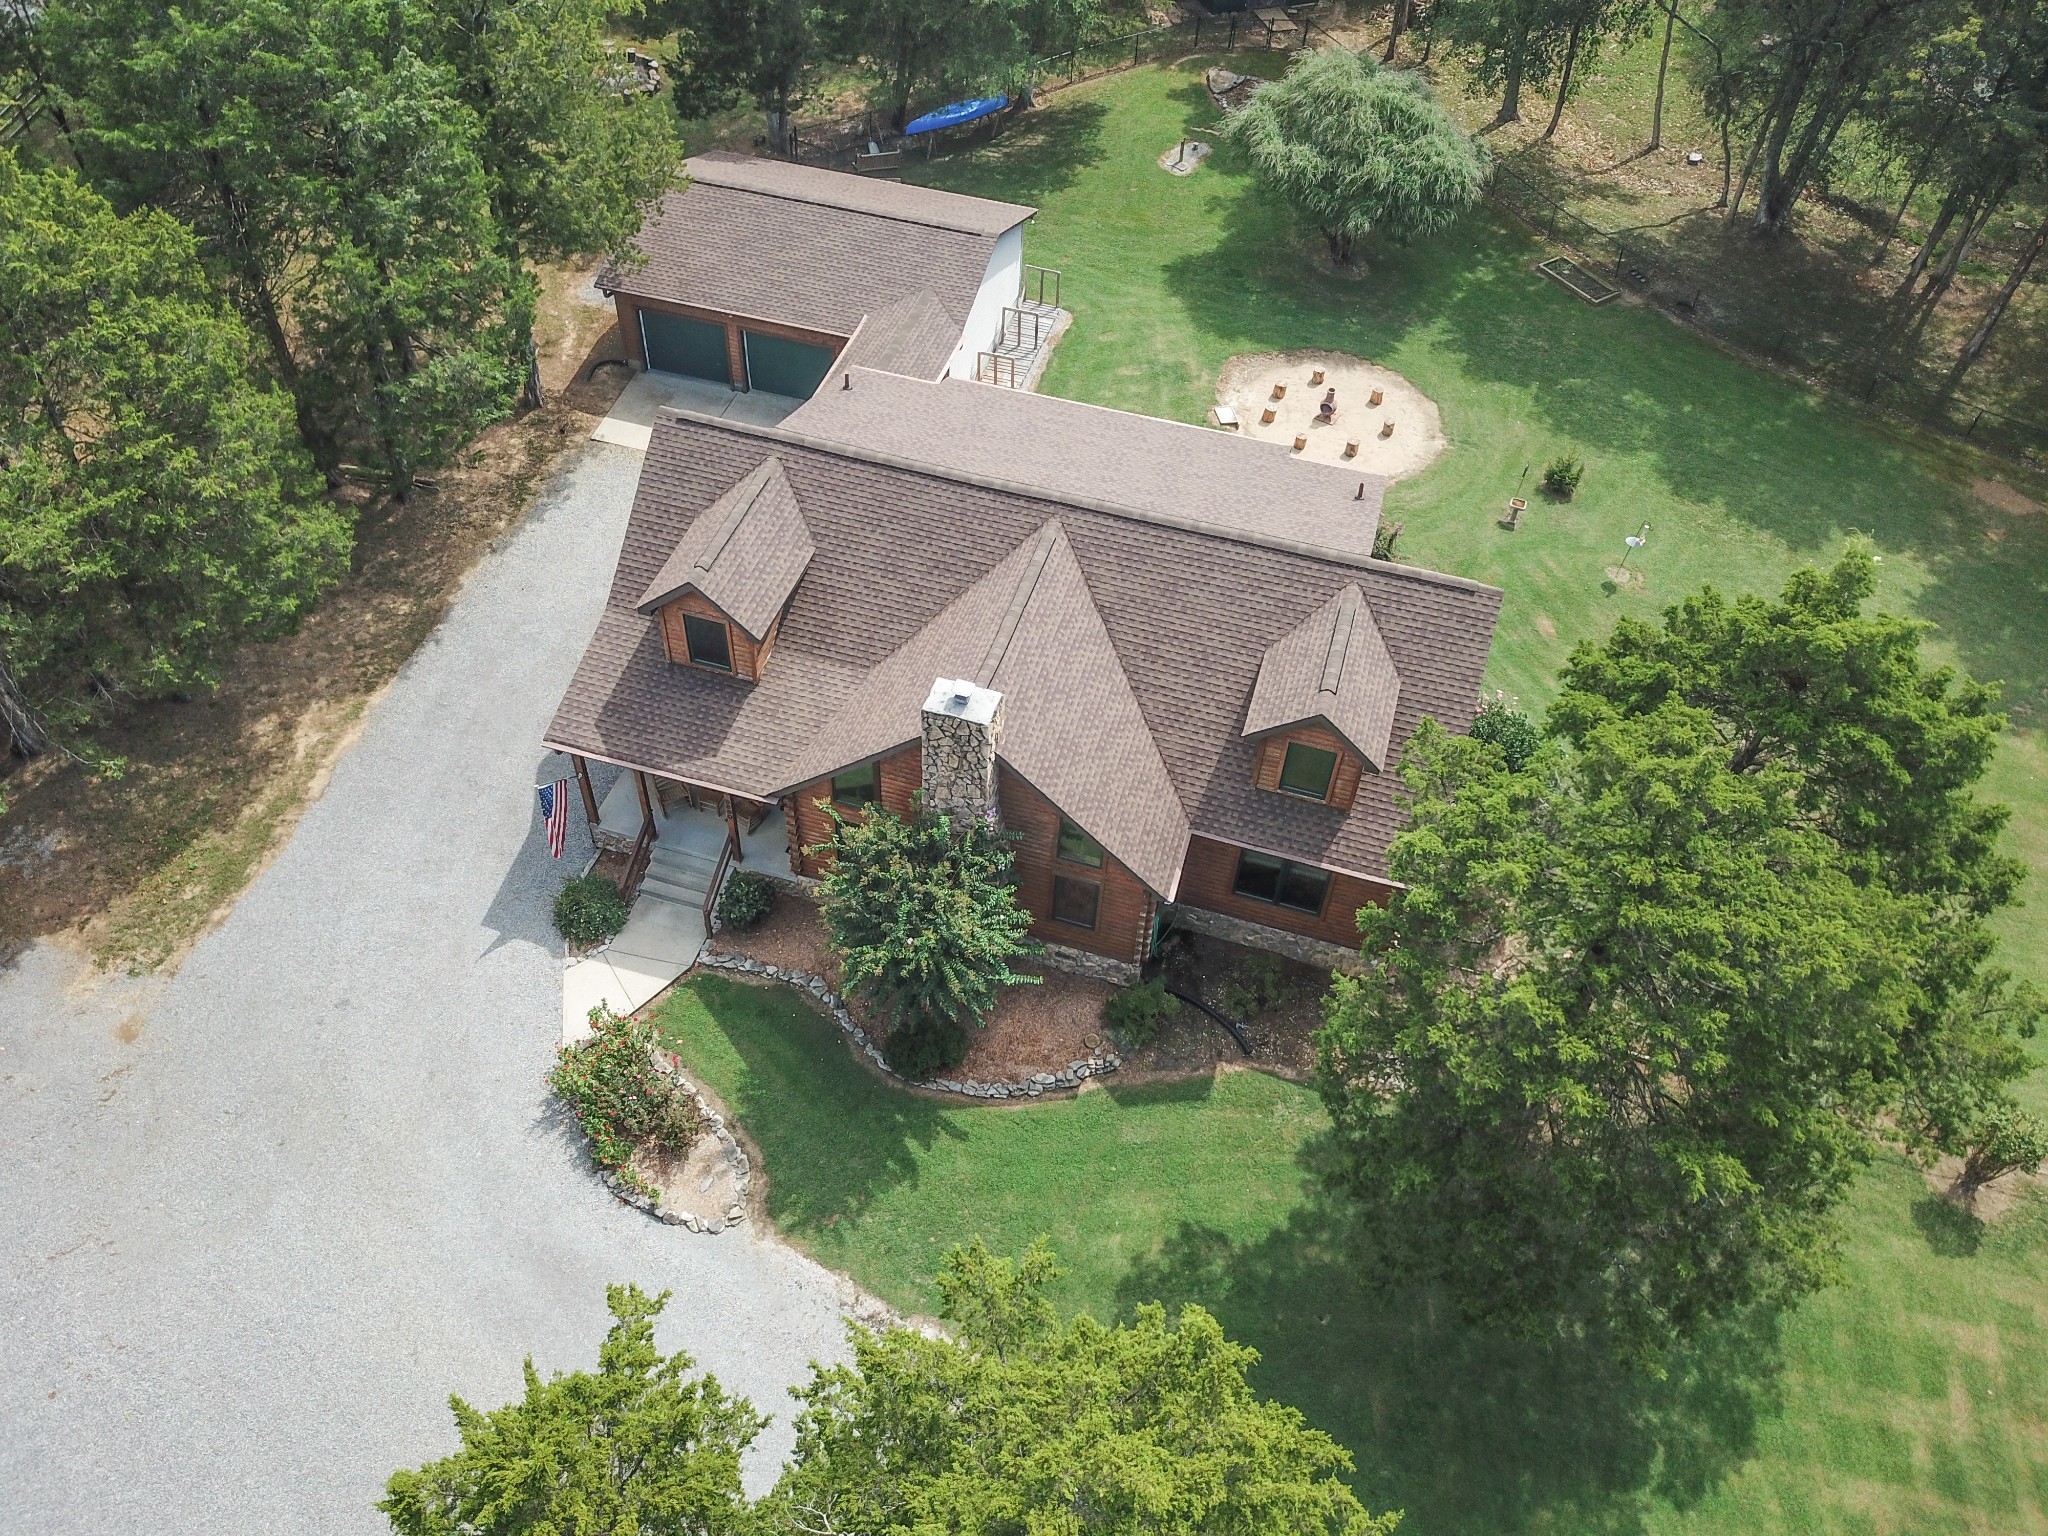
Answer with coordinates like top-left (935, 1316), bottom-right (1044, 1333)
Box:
top-left (830, 761), bottom-right (880, 809)
top-left (682, 613), bottom-right (733, 672)
top-left (1051, 873), bottom-right (1100, 930)
top-left (1231, 850), bottom-right (1332, 915)
top-left (1277, 741), bottom-right (1339, 800)
top-left (1056, 816), bottom-right (1105, 868)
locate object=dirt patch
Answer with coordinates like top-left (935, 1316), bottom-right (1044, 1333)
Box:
top-left (629, 1126), bottom-right (743, 1228)
top-left (1972, 478), bottom-right (2043, 518)
top-left (1919, 1153), bottom-right (2046, 1226)
top-left (0, 258), bottom-right (630, 971)
top-left (712, 889), bottom-right (1114, 1081)
top-left (1217, 350), bottom-right (1447, 481)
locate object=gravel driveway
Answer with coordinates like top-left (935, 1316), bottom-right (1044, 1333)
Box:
top-left (0, 441), bottom-right (857, 1534)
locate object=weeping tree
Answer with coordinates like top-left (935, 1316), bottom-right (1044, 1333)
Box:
top-left (1224, 47), bottom-right (1489, 266)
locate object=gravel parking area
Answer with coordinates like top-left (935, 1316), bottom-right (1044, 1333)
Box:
top-left (0, 439), bottom-right (858, 1535)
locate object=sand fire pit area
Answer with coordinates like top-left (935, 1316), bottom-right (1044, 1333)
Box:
top-left (1216, 349), bottom-right (1446, 480)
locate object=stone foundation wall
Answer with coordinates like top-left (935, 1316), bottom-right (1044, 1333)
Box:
top-left (1036, 940), bottom-right (1139, 987)
top-left (1168, 902), bottom-right (1361, 973)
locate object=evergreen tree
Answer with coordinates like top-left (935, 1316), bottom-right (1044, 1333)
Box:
top-left (0, 151), bottom-right (346, 771)
top-left (1223, 48), bottom-right (1488, 265)
top-left (381, 1284), bottom-right (763, 1536)
top-left (813, 796), bottom-right (1037, 1076)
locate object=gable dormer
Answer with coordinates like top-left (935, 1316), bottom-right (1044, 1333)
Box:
top-left (635, 456), bottom-right (813, 682)
top-left (1241, 585), bottom-right (1401, 813)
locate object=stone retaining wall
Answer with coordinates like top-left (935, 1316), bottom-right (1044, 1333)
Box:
top-left (1036, 939), bottom-right (1140, 986)
top-left (698, 947), bottom-right (1122, 1099)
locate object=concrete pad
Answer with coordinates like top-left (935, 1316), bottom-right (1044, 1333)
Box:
top-left (602, 949), bottom-right (689, 1015)
top-left (590, 370), bottom-right (802, 452)
top-left (561, 956), bottom-right (624, 1043)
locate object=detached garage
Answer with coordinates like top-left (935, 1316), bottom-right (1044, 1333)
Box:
top-left (599, 153), bottom-right (1034, 402)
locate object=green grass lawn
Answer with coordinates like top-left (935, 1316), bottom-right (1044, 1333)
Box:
top-left (656, 59), bottom-right (2048, 1536)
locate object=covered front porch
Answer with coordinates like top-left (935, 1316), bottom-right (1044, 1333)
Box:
top-left (561, 766), bottom-right (790, 1043)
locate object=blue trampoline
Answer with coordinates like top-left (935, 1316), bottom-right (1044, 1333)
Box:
top-left (903, 94), bottom-right (1009, 136)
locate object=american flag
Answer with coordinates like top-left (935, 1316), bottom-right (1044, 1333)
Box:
top-left (537, 779), bottom-right (569, 858)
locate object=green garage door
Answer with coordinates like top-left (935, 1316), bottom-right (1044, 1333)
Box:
top-left (743, 329), bottom-right (835, 398)
top-left (640, 309), bottom-right (729, 383)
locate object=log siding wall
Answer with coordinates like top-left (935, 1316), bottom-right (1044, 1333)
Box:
top-left (999, 768), bottom-right (1155, 966)
top-left (788, 744), bottom-right (923, 877)
top-left (1175, 834), bottom-right (1392, 949)
top-left (1250, 723), bottom-right (1363, 812)
top-left (658, 591), bottom-right (776, 681)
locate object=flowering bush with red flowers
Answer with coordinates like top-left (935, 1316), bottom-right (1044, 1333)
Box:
top-left (548, 1005), bottom-right (702, 1200)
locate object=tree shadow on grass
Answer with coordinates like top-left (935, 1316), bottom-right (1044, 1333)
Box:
top-left (655, 973), bottom-right (965, 1231)
top-left (910, 98), bottom-right (1110, 207)
top-left (1115, 1147), bottom-right (1785, 1536)
top-left (1911, 1193), bottom-right (1987, 1258)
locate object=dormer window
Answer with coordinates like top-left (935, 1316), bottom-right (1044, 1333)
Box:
top-left (682, 613), bottom-right (733, 672)
top-left (1277, 741), bottom-right (1338, 800)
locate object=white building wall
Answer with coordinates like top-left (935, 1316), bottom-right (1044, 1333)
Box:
top-left (945, 224), bottom-right (1026, 382)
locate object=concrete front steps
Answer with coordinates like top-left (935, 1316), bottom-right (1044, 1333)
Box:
top-left (560, 844), bottom-right (724, 1044)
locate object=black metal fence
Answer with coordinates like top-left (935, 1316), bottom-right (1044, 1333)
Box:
top-left (791, 9), bottom-right (1338, 166)
top-left (1488, 161), bottom-right (2048, 466)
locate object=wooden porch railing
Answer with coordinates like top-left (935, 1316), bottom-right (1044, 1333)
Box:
top-left (619, 818), bottom-right (656, 901)
top-left (702, 824), bottom-right (738, 931)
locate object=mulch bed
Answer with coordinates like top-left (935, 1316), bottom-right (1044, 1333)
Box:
top-left (710, 889), bottom-right (1335, 1087)
top-left (711, 888), bottom-right (1114, 1082)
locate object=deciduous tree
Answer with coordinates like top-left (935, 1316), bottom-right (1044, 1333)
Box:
top-left (1224, 48), bottom-right (1488, 266)
top-left (762, 1239), bottom-right (1402, 1536)
top-left (1319, 547), bottom-right (2042, 1361)
top-left (0, 151), bottom-right (346, 771)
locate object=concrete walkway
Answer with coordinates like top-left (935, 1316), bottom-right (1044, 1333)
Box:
top-left (590, 370), bottom-right (801, 452)
top-left (0, 439), bottom-right (858, 1535)
top-left (561, 793), bottom-right (791, 1042)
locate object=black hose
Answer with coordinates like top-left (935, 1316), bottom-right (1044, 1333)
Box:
top-left (1164, 984), bottom-right (1254, 1057)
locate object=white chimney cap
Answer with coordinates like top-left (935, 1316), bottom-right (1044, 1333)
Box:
top-left (923, 677), bottom-right (1002, 725)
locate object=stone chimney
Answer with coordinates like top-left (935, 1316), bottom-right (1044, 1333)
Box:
top-left (920, 677), bottom-right (1004, 828)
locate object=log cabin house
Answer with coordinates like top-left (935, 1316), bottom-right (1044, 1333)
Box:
top-left (545, 355), bottom-right (1503, 979)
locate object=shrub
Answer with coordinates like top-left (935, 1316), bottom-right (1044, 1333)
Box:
top-left (1371, 517), bottom-right (1404, 563)
top-left (716, 868), bottom-right (775, 931)
top-left (1220, 954), bottom-right (1289, 1020)
top-left (815, 797), bottom-right (1038, 1041)
top-left (1541, 453), bottom-right (1583, 499)
top-left (883, 1012), bottom-right (975, 1080)
top-left (1471, 690), bottom-right (1540, 771)
top-left (548, 1005), bottom-right (703, 1197)
top-left (555, 872), bottom-right (629, 946)
top-left (1104, 977), bottom-right (1180, 1049)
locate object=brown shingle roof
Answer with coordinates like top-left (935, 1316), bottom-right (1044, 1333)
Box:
top-left (634, 457), bottom-right (813, 640)
top-left (830, 291), bottom-right (962, 382)
top-left (682, 153), bottom-right (1033, 236)
top-left (600, 155), bottom-right (1032, 338)
top-left (545, 411), bottom-right (1502, 886)
top-left (783, 369), bottom-right (1386, 560)
top-left (773, 521), bottom-right (1189, 892)
top-left (1243, 584), bottom-right (1402, 771)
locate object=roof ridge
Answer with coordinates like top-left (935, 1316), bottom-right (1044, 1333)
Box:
top-left (694, 458), bottom-right (779, 577)
top-left (1317, 586), bottom-right (1361, 703)
top-left (653, 408), bottom-right (1504, 596)
top-left (685, 153), bottom-right (1033, 236)
top-left (977, 521), bottom-right (1064, 687)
